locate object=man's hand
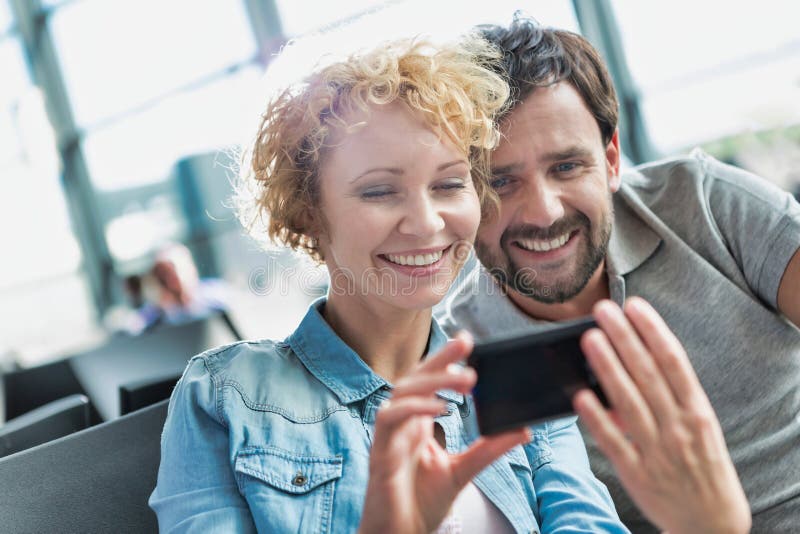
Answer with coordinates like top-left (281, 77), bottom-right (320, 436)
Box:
top-left (574, 298), bottom-right (751, 534)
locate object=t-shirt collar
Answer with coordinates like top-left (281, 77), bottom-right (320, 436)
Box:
top-left (606, 180), bottom-right (663, 277)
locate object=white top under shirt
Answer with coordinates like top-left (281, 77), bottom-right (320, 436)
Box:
top-left (434, 482), bottom-right (515, 534)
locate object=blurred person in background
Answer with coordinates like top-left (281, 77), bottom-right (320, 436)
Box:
top-left (104, 243), bottom-right (235, 337)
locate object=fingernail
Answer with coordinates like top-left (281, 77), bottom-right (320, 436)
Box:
top-left (446, 363), bottom-right (464, 375)
top-left (595, 300), bottom-right (613, 319)
top-left (626, 297), bottom-right (643, 313)
top-left (456, 330), bottom-right (474, 345)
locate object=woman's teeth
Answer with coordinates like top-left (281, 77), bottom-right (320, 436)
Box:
top-left (517, 232), bottom-right (571, 252)
top-left (385, 249), bottom-right (444, 266)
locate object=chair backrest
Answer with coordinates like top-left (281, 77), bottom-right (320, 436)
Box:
top-left (70, 313), bottom-right (235, 421)
top-left (0, 394), bottom-right (90, 458)
top-left (0, 399), bottom-right (168, 533)
top-left (119, 373), bottom-right (181, 416)
top-left (2, 359), bottom-right (87, 421)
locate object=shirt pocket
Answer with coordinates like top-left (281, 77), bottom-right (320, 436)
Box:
top-left (235, 446), bottom-right (343, 533)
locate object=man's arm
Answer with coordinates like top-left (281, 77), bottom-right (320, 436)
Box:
top-left (777, 246), bottom-right (800, 328)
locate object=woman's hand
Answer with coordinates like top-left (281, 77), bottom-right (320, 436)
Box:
top-left (358, 332), bottom-right (530, 534)
top-left (574, 298), bottom-right (751, 534)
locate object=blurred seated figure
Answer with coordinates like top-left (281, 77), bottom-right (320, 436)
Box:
top-left (106, 243), bottom-right (234, 337)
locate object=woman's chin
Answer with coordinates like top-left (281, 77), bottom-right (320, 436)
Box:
top-left (376, 288), bottom-right (450, 312)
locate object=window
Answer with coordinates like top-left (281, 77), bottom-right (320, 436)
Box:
top-left (0, 1), bottom-right (11, 34)
top-left (0, 22), bottom-right (97, 362)
top-left (612, 0), bottom-right (800, 155)
top-left (50, 0), bottom-right (257, 127)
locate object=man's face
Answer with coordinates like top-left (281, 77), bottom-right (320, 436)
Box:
top-left (476, 82), bottom-right (620, 303)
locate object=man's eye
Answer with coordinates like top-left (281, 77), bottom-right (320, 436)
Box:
top-left (490, 176), bottom-right (511, 190)
top-left (555, 162), bottom-right (578, 173)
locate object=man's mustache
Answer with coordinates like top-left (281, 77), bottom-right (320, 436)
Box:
top-left (501, 213), bottom-right (590, 243)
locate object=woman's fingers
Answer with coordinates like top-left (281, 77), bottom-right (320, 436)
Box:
top-left (581, 327), bottom-right (658, 444)
top-left (623, 298), bottom-right (710, 411)
top-left (593, 301), bottom-right (679, 428)
top-left (393, 365), bottom-right (476, 400)
top-left (416, 331), bottom-right (474, 375)
top-left (573, 389), bottom-right (639, 474)
top-left (450, 428), bottom-right (530, 488)
top-left (372, 397), bottom-right (446, 450)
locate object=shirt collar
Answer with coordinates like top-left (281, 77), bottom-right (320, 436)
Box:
top-left (288, 297), bottom-right (463, 406)
top-left (606, 179), bottom-right (663, 277)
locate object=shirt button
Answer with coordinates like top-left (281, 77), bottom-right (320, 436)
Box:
top-left (380, 385), bottom-right (390, 391)
top-left (292, 472), bottom-right (307, 486)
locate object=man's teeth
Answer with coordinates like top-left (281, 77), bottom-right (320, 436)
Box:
top-left (386, 249), bottom-right (444, 266)
top-left (517, 232), bottom-right (571, 252)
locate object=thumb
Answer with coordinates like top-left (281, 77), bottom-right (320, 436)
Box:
top-left (450, 428), bottom-right (530, 488)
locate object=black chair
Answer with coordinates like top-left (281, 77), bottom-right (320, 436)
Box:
top-left (0, 399), bottom-right (168, 533)
top-left (2, 359), bottom-right (92, 421)
top-left (0, 394), bottom-right (90, 458)
top-left (119, 373), bottom-right (182, 416)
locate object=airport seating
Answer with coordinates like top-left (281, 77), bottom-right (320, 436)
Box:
top-left (119, 373), bottom-right (182, 416)
top-left (0, 394), bottom-right (90, 458)
top-left (0, 399), bottom-right (168, 533)
top-left (2, 312), bottom-right (237, 423)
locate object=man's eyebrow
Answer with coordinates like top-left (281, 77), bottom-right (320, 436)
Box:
top-left (542, 146), bottom-right (595, 162)
top-left (490, 162), bottom-right (523, 175)
top-left (349, 159), bottom-right (468, 184)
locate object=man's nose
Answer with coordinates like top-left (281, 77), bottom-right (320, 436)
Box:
top-left (516, 181), bottom-right (565, 228)
top-left (397, 194), bottom-right (445, 237)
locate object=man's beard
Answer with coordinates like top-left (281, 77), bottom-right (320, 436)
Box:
top-left (475, 207), bottom-right (613, 304)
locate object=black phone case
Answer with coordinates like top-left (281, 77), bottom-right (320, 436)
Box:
top-left (467, 317), bottom-right (609, 435)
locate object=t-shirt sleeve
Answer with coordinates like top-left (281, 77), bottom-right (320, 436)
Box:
top-left (702, 153), bottom-right (800, 309)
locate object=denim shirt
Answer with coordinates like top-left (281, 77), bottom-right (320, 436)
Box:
top-left (150, 298), bottom-right (628, 533)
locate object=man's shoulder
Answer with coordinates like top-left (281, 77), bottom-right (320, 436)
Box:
top-left (623, 149), bottom-right (776, 200)
top-left (622, 149), bottom-right (714, 192)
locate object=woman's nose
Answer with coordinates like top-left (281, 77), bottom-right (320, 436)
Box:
top-left (397, 195), bottom-right (445, 237)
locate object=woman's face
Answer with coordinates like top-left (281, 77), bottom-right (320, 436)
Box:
top-left (316, 102), bottom-right (480, 311)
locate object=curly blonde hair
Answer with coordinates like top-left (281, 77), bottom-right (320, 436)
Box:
top-left (235, 34), bottom-right (509, 261)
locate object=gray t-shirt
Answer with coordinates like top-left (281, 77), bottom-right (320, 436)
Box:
top-left (435, 150), bottom-right (800, 532)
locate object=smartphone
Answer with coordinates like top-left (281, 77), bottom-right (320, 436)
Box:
top-left (467, 317), bottom-right (608, 435)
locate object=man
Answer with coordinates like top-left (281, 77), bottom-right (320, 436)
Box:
top-left (436, 17), bottom-right (800, 532)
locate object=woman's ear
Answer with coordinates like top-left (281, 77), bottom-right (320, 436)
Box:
top-left (299, 206), bottom-right (329, 251)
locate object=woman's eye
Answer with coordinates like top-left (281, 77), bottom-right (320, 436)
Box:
top-left (360, 188), bottom-right (395, 199)
top-left (436, 180), bottom-right (467, 192)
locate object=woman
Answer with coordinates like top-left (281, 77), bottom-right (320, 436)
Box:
top-left (150, 32), bottom-right (749, 533)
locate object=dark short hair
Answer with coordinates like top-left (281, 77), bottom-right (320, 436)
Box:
top-left (478, 16), bottom-right (618, 144)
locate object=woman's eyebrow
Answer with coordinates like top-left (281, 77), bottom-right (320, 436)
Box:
top-left (349, 167), bottom-right (403, 184)
top-left (350, 159), bottom-right (467, 184)
top-left (437, 159), bottom-right (469, 172)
